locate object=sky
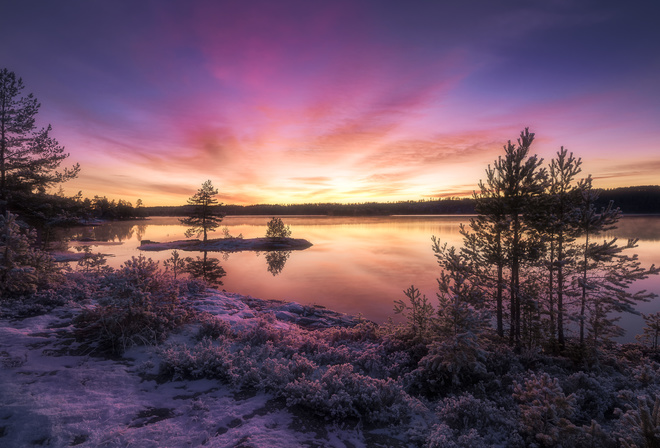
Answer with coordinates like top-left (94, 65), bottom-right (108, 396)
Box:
top-left (1, 0), bottom-right (659, 206)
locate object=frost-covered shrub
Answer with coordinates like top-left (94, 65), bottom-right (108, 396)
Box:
top-left (425, 423), bottom-right (460, 448)
top-left (180, 276), bottom-right (208, 295)
top-left (614, 395), bottom-right (660, 448)
top-left (513, 372), bottom-right (578, 447)
top-left (239, 316), bottom-right (284, 345)
top-left (436, 393), bottom-right (517, 446)
top-left (98, 255), bottom-right (176, 309)
top-left (325, 320), bottom-right (380, 343)
top-left (195, 314), bottom-right (232, 340)
top-left (410, 333), bottom-right (487, 395)
top-left (0, 212), bottom-right (63, 299)
top-left (353, 343), bottom-right (413, 379)
top-left (159, 339), bottom-right (235, 382)
top-left (75, 256), bottom-right (194, 354)
top-left (632, 359), bottom-right (660, 390)
top-left (260, 353), bottom-right (318, 390)
top-left (563, 371), bottom-right (616, 423)
top-left (284, 363), bottom-right (410, 423)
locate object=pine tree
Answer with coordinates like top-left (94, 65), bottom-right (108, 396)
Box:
top-left (469, 169), bottom-right (508, 338)
top-left (572, 178), bottom-right (659, 346)
top-left (638, 312), bottom-right (660, 350)
top-left (0, 68), bottom-right (79, 214)
top-left (265, 217), bottom-right (292, 238)
top-left (467, 128), bottom-right (547, 346)
top-left (180, 180), bottom-right (224, 242)
top-left (527, 148), bottom-right (583, 347)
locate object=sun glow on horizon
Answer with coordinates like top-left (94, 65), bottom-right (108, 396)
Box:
top-left (3, 1), bottom-right (659, 207)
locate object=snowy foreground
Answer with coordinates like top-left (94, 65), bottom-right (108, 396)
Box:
top-left (1, 287), bottom-right (659, 447)
top-left (0, 291), bottom-right (407, 447)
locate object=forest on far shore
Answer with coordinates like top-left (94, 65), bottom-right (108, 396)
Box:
top-left (143, 185), bottom-right (660, 217)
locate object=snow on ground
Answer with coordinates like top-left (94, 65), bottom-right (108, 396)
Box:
top-left (0, 292), bottom-right (390, 448)
top-left (138, 237), bottom-right (313, 253)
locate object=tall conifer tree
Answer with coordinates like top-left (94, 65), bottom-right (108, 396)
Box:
top-left (0, 68), bottom-right (79, 213)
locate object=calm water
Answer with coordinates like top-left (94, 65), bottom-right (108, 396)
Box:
top-left (59, 215), bottom-right (660, 342)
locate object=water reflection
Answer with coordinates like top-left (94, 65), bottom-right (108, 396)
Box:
top-left (54, 215), bottom-right (660, 342)
top-left (62, 221), bottom-right (148, 243)
top-left (264, 251), bottom-right (291, 276)
top-left (184, 251), bottom-right (226, 286)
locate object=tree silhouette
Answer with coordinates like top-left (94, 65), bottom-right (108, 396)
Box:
top-left (265, 217), bottom-right (292, 238)
top-left (0, 68), bottom-right (79, 214)
top-left (180, 180), bottom-right (223, 242)
top-left (185, 250), bottom-right (226, 286)
top-left (265, 250), bottom-right (290, 276)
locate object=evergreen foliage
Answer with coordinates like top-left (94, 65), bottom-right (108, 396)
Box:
top-left (0, 68), bottom-right (79, 214)
top-left (265, 217), bottom-right (292, 238)
top-left (183, 251), bottom-right (226, 286)
top-left (180, 180), bottom-right (223, 242)
top-left (638, 312), bottom-right (660, 350)
top-left (0, 211), bottom-right (60, 298)
top-left (163, 250), bottom-right (190, 280)
top-left (444, 128), bottom-right (658, 353)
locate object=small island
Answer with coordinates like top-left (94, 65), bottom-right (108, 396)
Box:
top-left (138, 237), bottom-right (313, 252)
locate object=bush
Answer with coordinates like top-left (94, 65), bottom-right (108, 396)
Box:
top-left (284, 363), bottom-right (410, 423)
top-left (513, 372), bottom-right (578, 446)
top-left (410, 333), bottom-right (487, 395)
top-left (75, 256), bottom-right (194, 354)
top-left (435, 393), bottom-right (518, 446)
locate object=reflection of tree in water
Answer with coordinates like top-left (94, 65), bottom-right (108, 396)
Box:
top-left (58, 222), bottom-right (148, 243)
top-left (265, 251), bottom-right (291, 276)
top-left (185, 251), bottom-right (226, 286)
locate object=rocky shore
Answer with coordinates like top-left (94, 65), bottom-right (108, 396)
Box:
top-left (138, 237), bottom-right (313, 252)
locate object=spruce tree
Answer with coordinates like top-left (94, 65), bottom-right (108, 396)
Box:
top-left (0, 68), bottom-right (79, 214)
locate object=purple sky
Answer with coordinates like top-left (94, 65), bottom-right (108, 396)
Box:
top-left (2, 0), bottom-right (659, 205)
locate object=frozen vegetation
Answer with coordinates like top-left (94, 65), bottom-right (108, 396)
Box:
top-left (1, 253), bottom-right (659, 447)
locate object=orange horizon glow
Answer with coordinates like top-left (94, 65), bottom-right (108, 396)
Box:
top-left (3, 1), bottom-right (658, 207)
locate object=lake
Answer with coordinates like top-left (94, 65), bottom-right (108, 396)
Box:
top-left (59, 215), bottom-right (660, 342)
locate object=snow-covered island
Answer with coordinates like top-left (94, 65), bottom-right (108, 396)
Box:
top-left (138, 237), bottom-right (313, 252)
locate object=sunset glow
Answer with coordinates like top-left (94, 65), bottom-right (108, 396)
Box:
top-left (1, 1), bottom-right (658, 206)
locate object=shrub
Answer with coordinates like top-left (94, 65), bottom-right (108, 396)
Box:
top-left (195, 314), bottom-right (232, 340)
top-left (614, 394), bottom-right (660, 448)
top-left (563, 372), bottom-right (616, 423)
top-left (513, 372), bottom-right (578, 447)
top-left (159, 339), bottom-right (235, 382)
top-left (410, 333), bottom-right (487, 395)
top-left (393, 285), bottom-right (436, 342)
top-left (436, 393), bottom-right (517, 445)
top-left (75, 256), bottom-right (193, 354)
top-left (284, 363), bottom-right (410, 423)
top-left (0, 212), bottom-right (62, 298)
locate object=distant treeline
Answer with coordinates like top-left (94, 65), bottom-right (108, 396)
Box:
top-left (142, 185), bottom-right (660, 217)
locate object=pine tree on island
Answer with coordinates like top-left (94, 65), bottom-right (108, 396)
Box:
top-left (180, 180), bottom-right (224, 243)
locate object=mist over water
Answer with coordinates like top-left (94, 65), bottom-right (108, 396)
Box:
top-left (59, 215), bottom-right (660, 342)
